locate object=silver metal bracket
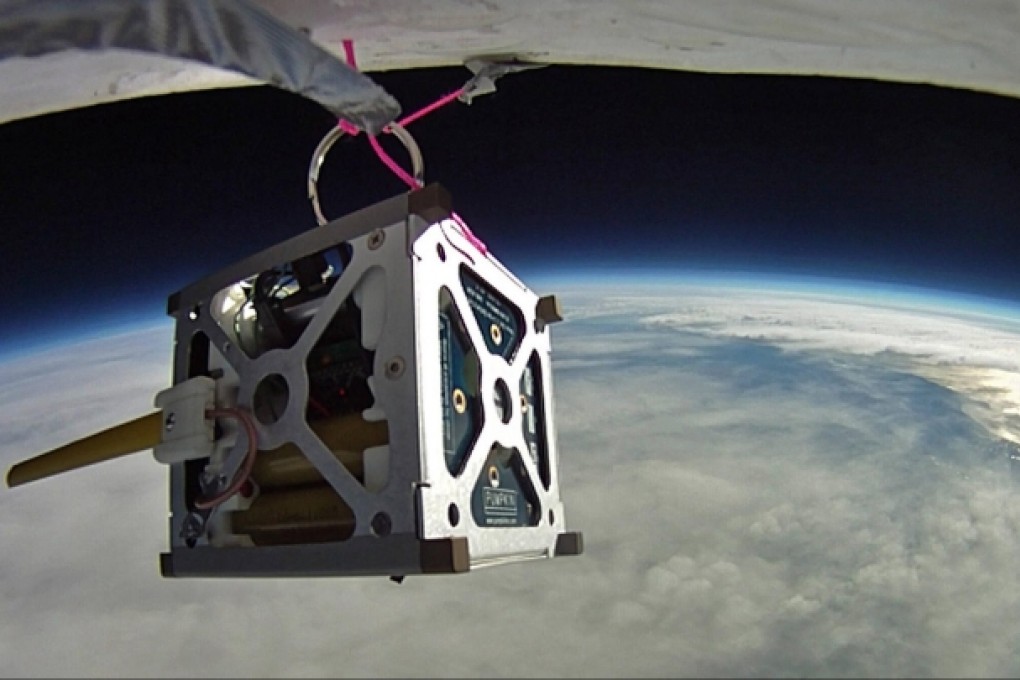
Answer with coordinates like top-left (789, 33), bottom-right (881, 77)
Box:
top-left (460, 56), bottom-right (548, 104)
top-left (161, 185), bottom-right (582, 578)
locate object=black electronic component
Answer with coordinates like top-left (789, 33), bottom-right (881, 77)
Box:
top-left (439, 287), bottom-right (482, 475)
top-left (460, 267), bottom-right (524, 361)
top-left (471, 445), bottom-right (541, 528)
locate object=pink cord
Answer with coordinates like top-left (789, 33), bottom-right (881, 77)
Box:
top-left (452, 211), bottom-right (489, 255)
top-left (337, 39), bottom-right (363, 135)
top-left (337, 39), bottom-right (487, 255)
top-left (342, 38), bottom-right (358, 70)
top-left (341, 36), bottom-right (420, 190)
top-left (398, 87), bottom-right (466, 128)
top-left (342, 37), bottom-right (463, 131)
top-left (368, 134), bottom-right (421, 189)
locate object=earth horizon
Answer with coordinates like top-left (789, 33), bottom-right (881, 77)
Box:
top-left (1, 274), bottom-right (1018, 677)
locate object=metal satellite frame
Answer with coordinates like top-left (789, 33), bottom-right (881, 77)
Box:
top-left (6, 117), bottom-right (583, 580)
top-left (157, 182), bottom-right (581, 578)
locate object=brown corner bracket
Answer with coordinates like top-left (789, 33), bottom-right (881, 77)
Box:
top-left (420, 536), bottom-right (471, 573)
top-left (555, 531), bottom-right (584, 557)
top-left (408, 183), bottom-right (453, 224)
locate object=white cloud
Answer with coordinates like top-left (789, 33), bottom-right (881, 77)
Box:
top-left (1, 287), bottom-right (1019, 677)
top-left (631, 285), bottom-right (1020, 445)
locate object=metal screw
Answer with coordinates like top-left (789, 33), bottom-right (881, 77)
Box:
top-left (200, 472), bottom-right (225, 495)
top-left (371, 512), bottom-right (392, 537)
top-left (490, 323), bottom-right (503, 345)
top-left (385, 356), bottom-right (405, 379)
top-left (164, 412), bottom-right (176, 432)
top-left (453, 388), bottom-right (467, 414)
top-left (180, 512), bottom-right (205, 541)
top-left (367, 229), bottom-right (386, 250)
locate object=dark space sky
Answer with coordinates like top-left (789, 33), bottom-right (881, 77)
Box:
top-left (2, 64), bottom-right (1019, 355)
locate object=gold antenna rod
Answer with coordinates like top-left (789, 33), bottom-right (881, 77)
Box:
top-left (5, 409), bottom-right (390, 490)
top-left (6, 412), bottom-right (163, 488)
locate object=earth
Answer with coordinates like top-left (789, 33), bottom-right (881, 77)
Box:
top-left (1, 277), bottom-right (1018, 677)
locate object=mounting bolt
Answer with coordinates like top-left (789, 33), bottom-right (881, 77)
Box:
top-left (385, 356), bottom-right (405, 379)
top-left (200, 472), bottom-right (225, 495)
top-left (164, 412), bottom-right (176, 432)
top-left (371, 512), bottom-right (392, 537)
top-left (180, 512), bottom-right (205, 541)
top-left (367, 229), bottom-right (386, 250)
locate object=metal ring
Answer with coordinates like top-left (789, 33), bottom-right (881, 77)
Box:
top-left (307, 122), bottom-right (425, 226)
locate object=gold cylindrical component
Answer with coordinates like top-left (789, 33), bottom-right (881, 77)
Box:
top-left (310, 412), bottom-right (389, 452)
top-left (253, 413), bottom-right (388, 489)
top-left (6, 412), bottom-right (163, 488)
top-left (229, 484), bottom-right (356, 546)
top-left (6, 408), bottom-right (388, 491)
top-left (252, 445), bottom-right (351, 489)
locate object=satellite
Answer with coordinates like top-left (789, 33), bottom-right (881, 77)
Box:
top-left (6, 179), bottom-right (582, 578)
top-left (3, 0), bottom-right (1017, 579)
top-left (2, 1), bottom-right (586, 579)
top-left (5, 133), bottom-right (582, 578)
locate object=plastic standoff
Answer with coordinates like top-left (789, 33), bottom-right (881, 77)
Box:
top-left (153, 376), bottom-right (217, 465)
top-left (307, 121), bottom-right (425, 226)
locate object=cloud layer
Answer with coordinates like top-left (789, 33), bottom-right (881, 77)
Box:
top-left (1, 285), bottom-right (1019, 677)
top-left (636, 284), bottom-right (1020, 444)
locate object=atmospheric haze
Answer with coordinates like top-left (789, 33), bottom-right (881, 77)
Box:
top-left (1, 279), bottom-right (1019, 677)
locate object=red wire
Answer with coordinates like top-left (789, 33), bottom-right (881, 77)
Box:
top-left (193, 408), bottom-right (259, 511)
top-left (308, 395), bottom-right (331, 418)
